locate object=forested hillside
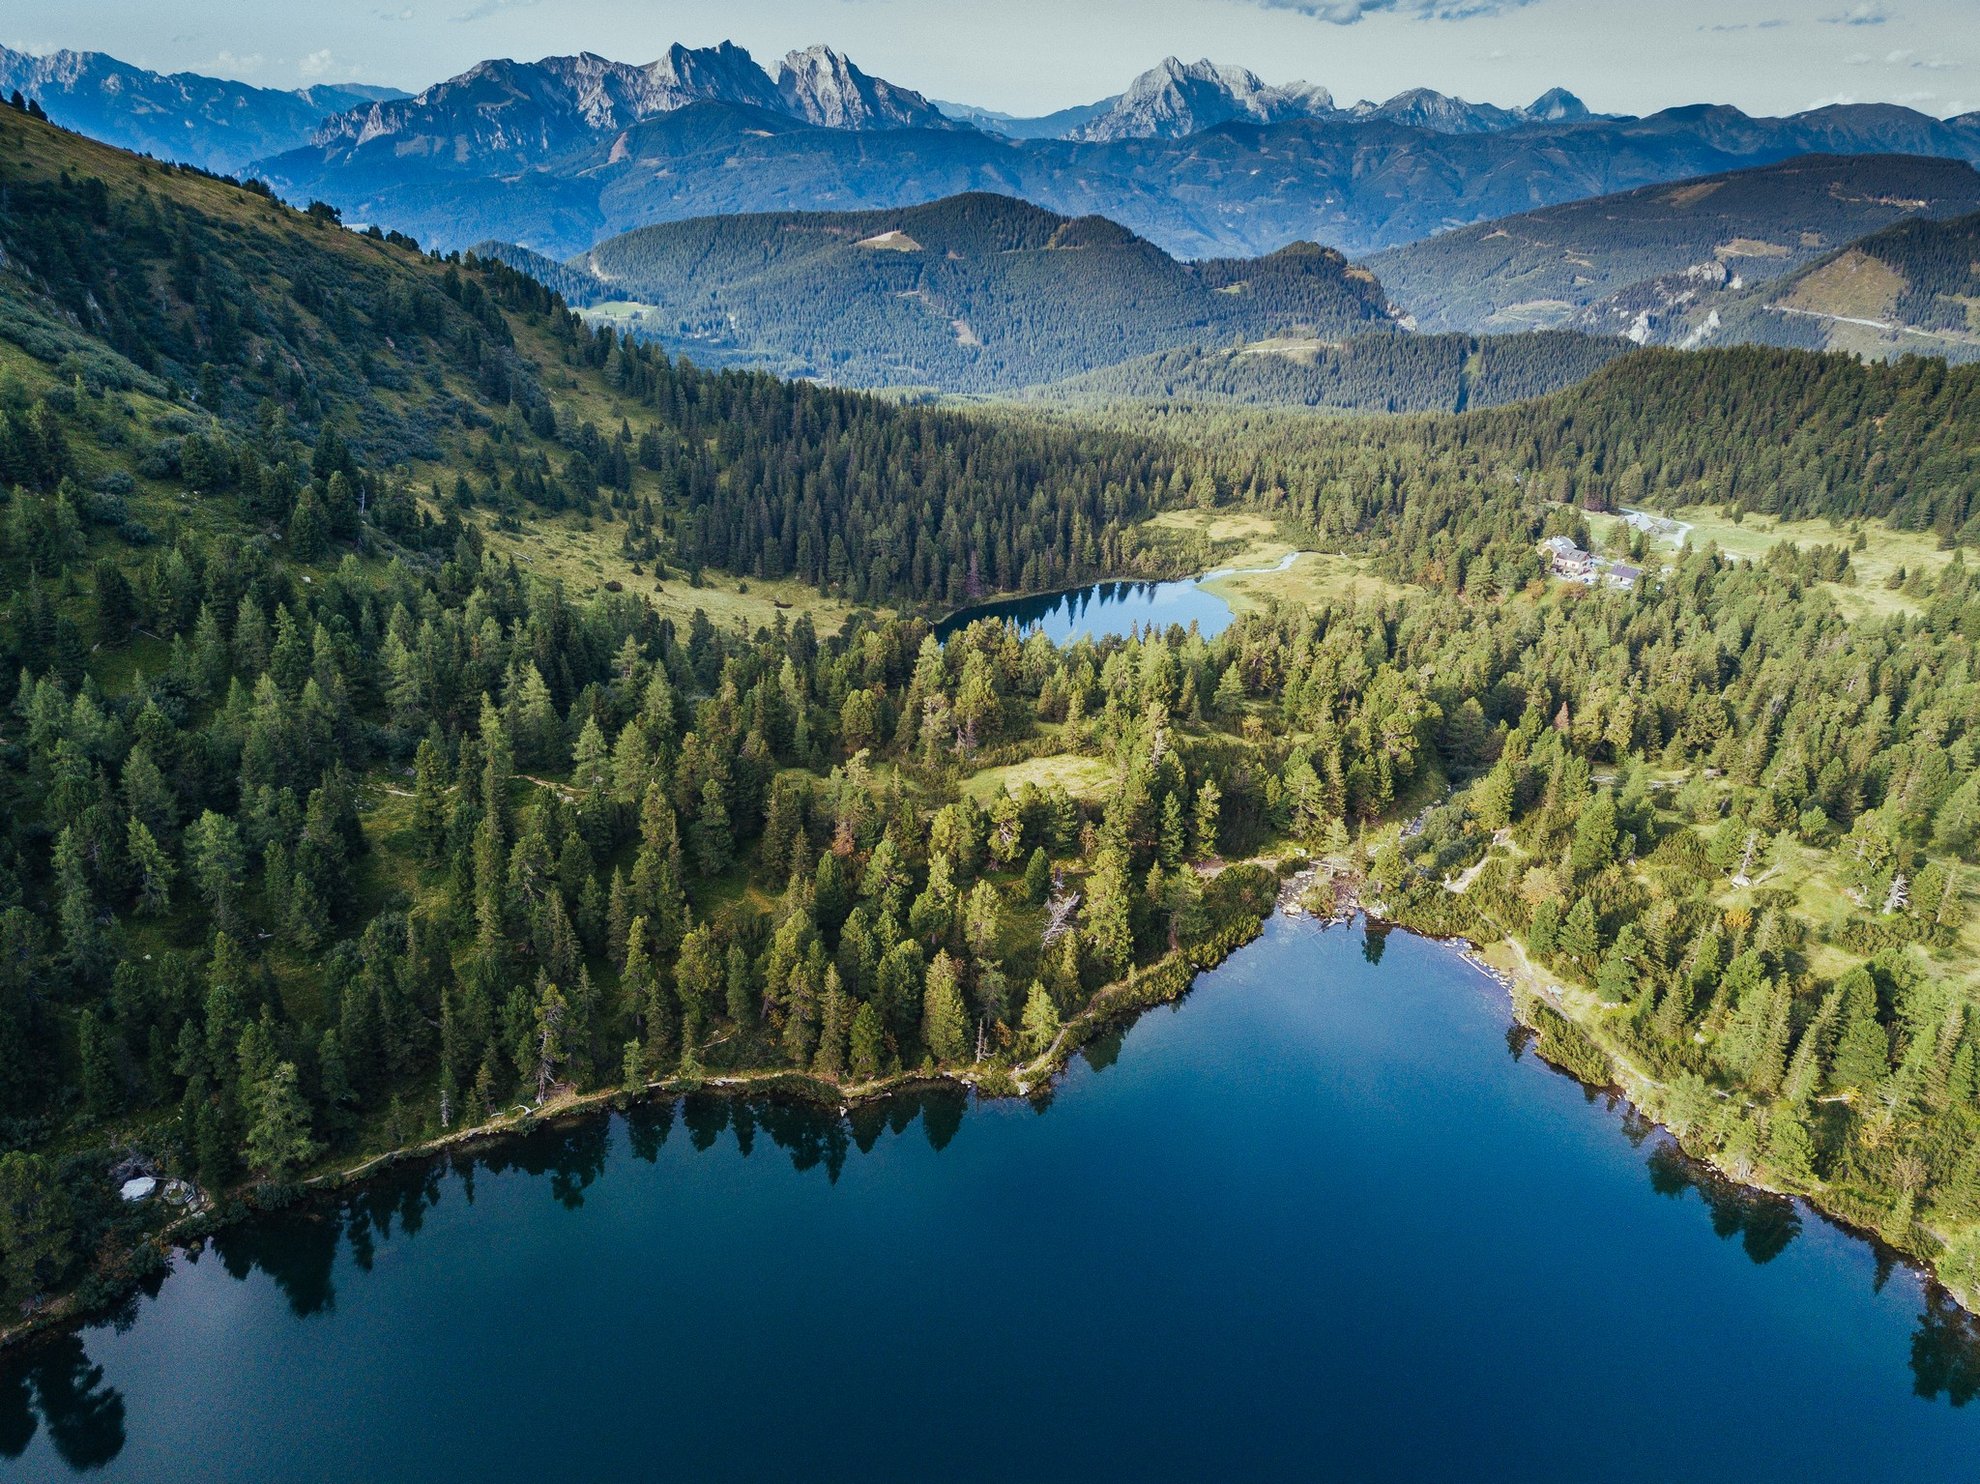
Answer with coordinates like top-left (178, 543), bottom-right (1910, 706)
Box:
top-left (481, 194), bottom-right (1393, 392)
top-left (1648, 209), bottom-right (1980, 363)
top-left (1039, 331), bottom-right (1632, 413)
top-left (1364, 154), bottom-right (1980, 334)
top-left (2, 100), bottom-right (1980, 1339)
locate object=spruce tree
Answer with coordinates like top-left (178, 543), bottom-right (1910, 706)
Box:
top-left (922, 950), bottom-right (968, 1064)
top-left (691, 777), bottom-right (733, 877)
top-left (848, 1002), bottom-right (884, 1080)
top-left (245, 1062), bottom-right (320, 1181)
top-left (1019, 980), bottom-right (1062, 1059)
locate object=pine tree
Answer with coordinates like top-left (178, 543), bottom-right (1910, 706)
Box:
top-left (1191, 778), bottom-right (1223, 858)
top-left (566, 965), bottom-right (597, 1088)
top-left (0, 1152), bottom-right (77, 1296)
top-left (317, 1028), bottom-right (357, 1142)
top-left (964, 879), bottom-right (1003, 959)
top-left (815, 967), bottom-right (851, 1079)
top-left (508, 665), bottom-right (556, 767)
top-left (621, 918), bottom-right (655, 1043)
top-left (1474, 761), bottom-right (1516, 832)
top-left (1023, 847), bottom-right (1052, 905)
top-left (1559, 897), bottom-right (1600, 969)
top-left (77, 1010), bottom-right (119, 1118)
top-left (922, 950), bottom-right (968, 1064)
top-left (1083, 850), bottom-right (1134, 979)
top-left (1768, 1112), bottom-right (1815, 1182)
top-left (1158, 791), bottom-right (1188, 869)
top-left (1528, 899), bottom-right (1561, 960)
top-left (287, 489), bottom-right (328, 562)
top-left (690, 776), bottom-right (733, 877)
top-left (848, 1002), bottom-right (884, 1079)
top-left (530, 982), bottom-right (569, 1105)
top-left (1020, 979), bottom-right (1062, 1058)
top-left (781, 961), bottom-right (819, 1068)
top-left (1569, 792), bottom-right (1620, 877)
top-left (244, 1062), bottom-right (320, 1181)
top-left (186, 809), bottom-right (246, 921)
top-left (642, 967), bottom-right (676, 1072)
top-left (571, 715), bottom-right (611, 801)
top-left (127, 816), bottom-right (175, 916)
top-left (473, 1053), bottom-right (498, 1118)
top-left (606, 867), bottom-right (633, 969)
top-left (726, 943), bottom-right (756, 1027)
top-left (411, 734), bottom-right (450, 864)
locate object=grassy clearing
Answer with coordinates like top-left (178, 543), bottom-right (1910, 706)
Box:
top-left (1144, 509), bottom-right (1280, 543)
top-left (1202, 551), bottom-right (1412, 614)
top-left (1143, 507), bottom-right (1287, 567)
top-left (473, 511), bottom-right (869, 637)
top-left (1236, 337), bottom-right (1333, 362)
top-left (1139, 509), bottom-right (1413, 612)
top-left (1777, 250), bottom-right (1905, 322)
top-left (961, 753), bottom-right (1115, 805)
top-left (1589, 504), bottom-right (1955, 621)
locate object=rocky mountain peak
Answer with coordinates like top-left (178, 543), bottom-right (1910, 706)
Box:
top-left (775, 44), bottom-right (950, 130)
top-left (1069, 57), bottom-right (1334, 142)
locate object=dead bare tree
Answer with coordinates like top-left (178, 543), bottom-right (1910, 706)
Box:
top-left (1042, 869), bottom-right (1082, 946)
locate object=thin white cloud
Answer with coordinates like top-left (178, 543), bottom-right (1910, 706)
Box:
top-left (204, 50), bottom-right (266, 78)
top-left (298, 48), bottom-right (336, 77)
top-left (1852, 46), bottom-right (1964, 69)
top-left (1822, 3), bottom-right (1890, 24)
top-left (452, 0), bottom-right (540, 22)
top-left (1250, 0), bottom-right (1540, 22)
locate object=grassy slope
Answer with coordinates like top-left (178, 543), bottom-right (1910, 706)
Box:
top-left (1587, 504), bottom-right (1958, 622)
top-left (1669, 210), bottom-right (1980, 363)
top-left (1365, 154), bottom-right (1980, 333)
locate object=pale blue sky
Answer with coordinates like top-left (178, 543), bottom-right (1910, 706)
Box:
top-left (5, 0), bottom-right (1974, 118)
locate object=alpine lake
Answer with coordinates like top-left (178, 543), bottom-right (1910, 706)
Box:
top-left (6, 914), bottom-right (1977, 1482)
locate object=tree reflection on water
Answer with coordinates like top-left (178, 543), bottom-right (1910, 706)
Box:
top-left (8, 1054), bottom-right (1980, 1479)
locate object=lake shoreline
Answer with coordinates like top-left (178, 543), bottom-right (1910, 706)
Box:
top-left (9, 876), bottom-right (1973, 1362)
top-left (1402, 911), bottom-right (1980, 1325)
top-left (0, 876), bottom-right (1279, 1357)
top-left (934, 551), bottom-right (1308, 639)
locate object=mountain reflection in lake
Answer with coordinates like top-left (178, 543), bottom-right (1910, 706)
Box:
top-left (5, 919), bottom-right (1977, 1482)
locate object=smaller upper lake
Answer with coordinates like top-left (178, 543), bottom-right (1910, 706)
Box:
top-left (936, 553), bottom-right (1299, 643)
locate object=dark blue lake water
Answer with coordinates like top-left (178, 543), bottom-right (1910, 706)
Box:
top-left (6, 916), bottom-right (1976, 1482)
top-left (935, 556), bottom-right (1298, 643)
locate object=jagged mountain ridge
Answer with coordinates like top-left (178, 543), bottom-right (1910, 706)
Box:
top-left (1066, 57), bottom-right (1335, 142)
top-left (1346, 84), bottom-right (1592, 135)
top-left (258, 95), bottom-right (1980, 262)
top-left (931, 97), bottom-right (1120, 140)
top-left (475, 190), bottom-right (1395, 392)
top-left (1064, 57), bottom-right (1588, 143)
top-left (307, 41), bottom-right (950, 175)
top-left (0, 44), bottom-right (402, 174)
top-left (776, 45), bottom-right (952, 130)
